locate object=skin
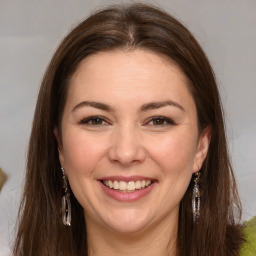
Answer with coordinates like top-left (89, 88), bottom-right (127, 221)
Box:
top-left (55, 49), bottom-right (211, 256)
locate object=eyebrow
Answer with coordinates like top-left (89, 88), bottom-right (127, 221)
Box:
top-left (72, 100), bottom-right (185, 113)
top-left (72, 101), bottom-right (113, 112)
top-left (140, 100), bottom-right (185, 112)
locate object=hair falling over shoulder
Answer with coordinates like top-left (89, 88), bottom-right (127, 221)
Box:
top-left (13, 3), bottom-right (244, 256)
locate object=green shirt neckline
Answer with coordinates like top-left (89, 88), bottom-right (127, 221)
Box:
top-left (240, 217), bottom-right (256, 256)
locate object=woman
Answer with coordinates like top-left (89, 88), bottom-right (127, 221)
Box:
top-left (13, 3), bottom-right (251, 256)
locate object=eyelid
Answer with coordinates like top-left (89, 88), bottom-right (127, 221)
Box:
top-left (79, 115), bottom-right (110, 125)
top-left (79, 115), bottom-right (176, 127)
top-left (144, 116), bottom-right (176, 126)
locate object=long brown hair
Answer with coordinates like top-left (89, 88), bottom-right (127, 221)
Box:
top-left (13, 3), bottom-right (243, 256)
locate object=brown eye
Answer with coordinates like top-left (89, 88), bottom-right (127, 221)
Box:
top-left (80, 116), bottom-right (108, 125)
top-left (90, 118), bottom-right (103, 125)
top-left (152, 118), bottom-right (165, 125)
top-left (148, 116), bottom-right (175, 126)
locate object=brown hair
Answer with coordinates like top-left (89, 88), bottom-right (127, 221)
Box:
top-left (13, 3), bottom-right (243, 256)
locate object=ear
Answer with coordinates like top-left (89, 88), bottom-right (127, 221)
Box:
top-left (54, 127), bottom-right (65, 167)
top-left (193, 126), bottom-right (211, 173)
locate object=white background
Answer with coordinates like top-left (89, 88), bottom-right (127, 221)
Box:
top-left (0, 0), bottom-right (255, 254)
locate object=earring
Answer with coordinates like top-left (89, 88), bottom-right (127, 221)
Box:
top-left (192, 170), bottom-right (201, 223)
top-left (61, 167), bottom-right (71, 226)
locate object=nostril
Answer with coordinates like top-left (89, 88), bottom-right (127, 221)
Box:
top-left (107, 147), bottom-right (147, 167)
top-left (107, 132), bottom-right (147, 165)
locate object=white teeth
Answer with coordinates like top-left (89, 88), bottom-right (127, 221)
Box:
top-left (127, 181), bottom-right (135, 191)
top-left (113, 180), bottom-right (119, 190)
top-left (119, 181), bottom-right (127, 190)
top-left (103, 180), bottom-right (152, 191)
top-left (108, 180), bottom-right (113, 188)
top-left (135, 180), bottom-right (141, 189)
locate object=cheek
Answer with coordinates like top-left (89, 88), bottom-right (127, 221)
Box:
top-left (62, 130), bottom-right (108, 176)
top-left (147, 131), bottom-right (197, 177)
top-left (147, 132), bottom-right (197, 208)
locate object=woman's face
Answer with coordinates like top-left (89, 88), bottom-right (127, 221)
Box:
top-left (56, 49), bottom-right (210, 234)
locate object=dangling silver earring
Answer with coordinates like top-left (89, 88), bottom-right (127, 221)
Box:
top-left (61, 167), bottom-right (71, 226)
top-left (192, 171), bottom-right (201, 223)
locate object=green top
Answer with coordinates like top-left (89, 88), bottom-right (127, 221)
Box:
top-left (240, 217), bottom-right (256, 256)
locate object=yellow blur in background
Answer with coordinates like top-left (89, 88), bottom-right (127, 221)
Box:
top-left (0, 167), bottom-right (7, 192)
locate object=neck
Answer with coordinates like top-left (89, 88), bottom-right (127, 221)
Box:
top-left (86, 214), bottom-right (178, 256)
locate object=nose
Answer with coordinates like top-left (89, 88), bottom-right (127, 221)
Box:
top-left (107, 124), bottom-right (146, 167)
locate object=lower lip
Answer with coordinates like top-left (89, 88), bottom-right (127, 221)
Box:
top-left (99, 181), bottom-right (156, 202)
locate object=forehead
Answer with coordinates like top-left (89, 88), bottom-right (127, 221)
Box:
top-left (66, 49), bottom-right (195, 111)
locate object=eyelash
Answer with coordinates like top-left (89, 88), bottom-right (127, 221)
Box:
top-left (145, 116), bottom-right (176, 126)
top-left (79, 116), bottom-right (109, 126)
top-left (79, 116), bottom-right (176, 127)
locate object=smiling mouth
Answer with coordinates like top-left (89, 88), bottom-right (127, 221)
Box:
top-left (101, 180), bottom-right (154, 193)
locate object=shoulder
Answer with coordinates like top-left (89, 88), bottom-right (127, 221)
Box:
top-left (240, 217), bottom-right (256, 256)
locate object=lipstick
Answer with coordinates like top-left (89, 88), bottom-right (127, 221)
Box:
top-left (98, 176), bottom-right (157, 202)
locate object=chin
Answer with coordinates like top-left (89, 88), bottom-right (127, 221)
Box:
top-left (100, 209), bottom-right (153, 234)
top-left (107, 221), bottom-right (149, 234)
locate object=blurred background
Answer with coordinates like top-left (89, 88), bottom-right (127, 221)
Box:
top-left (0, 0), bottom-right (255, 254)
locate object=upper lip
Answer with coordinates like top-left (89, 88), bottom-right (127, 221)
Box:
top-left (98, 176), bottom-right (156, 182)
